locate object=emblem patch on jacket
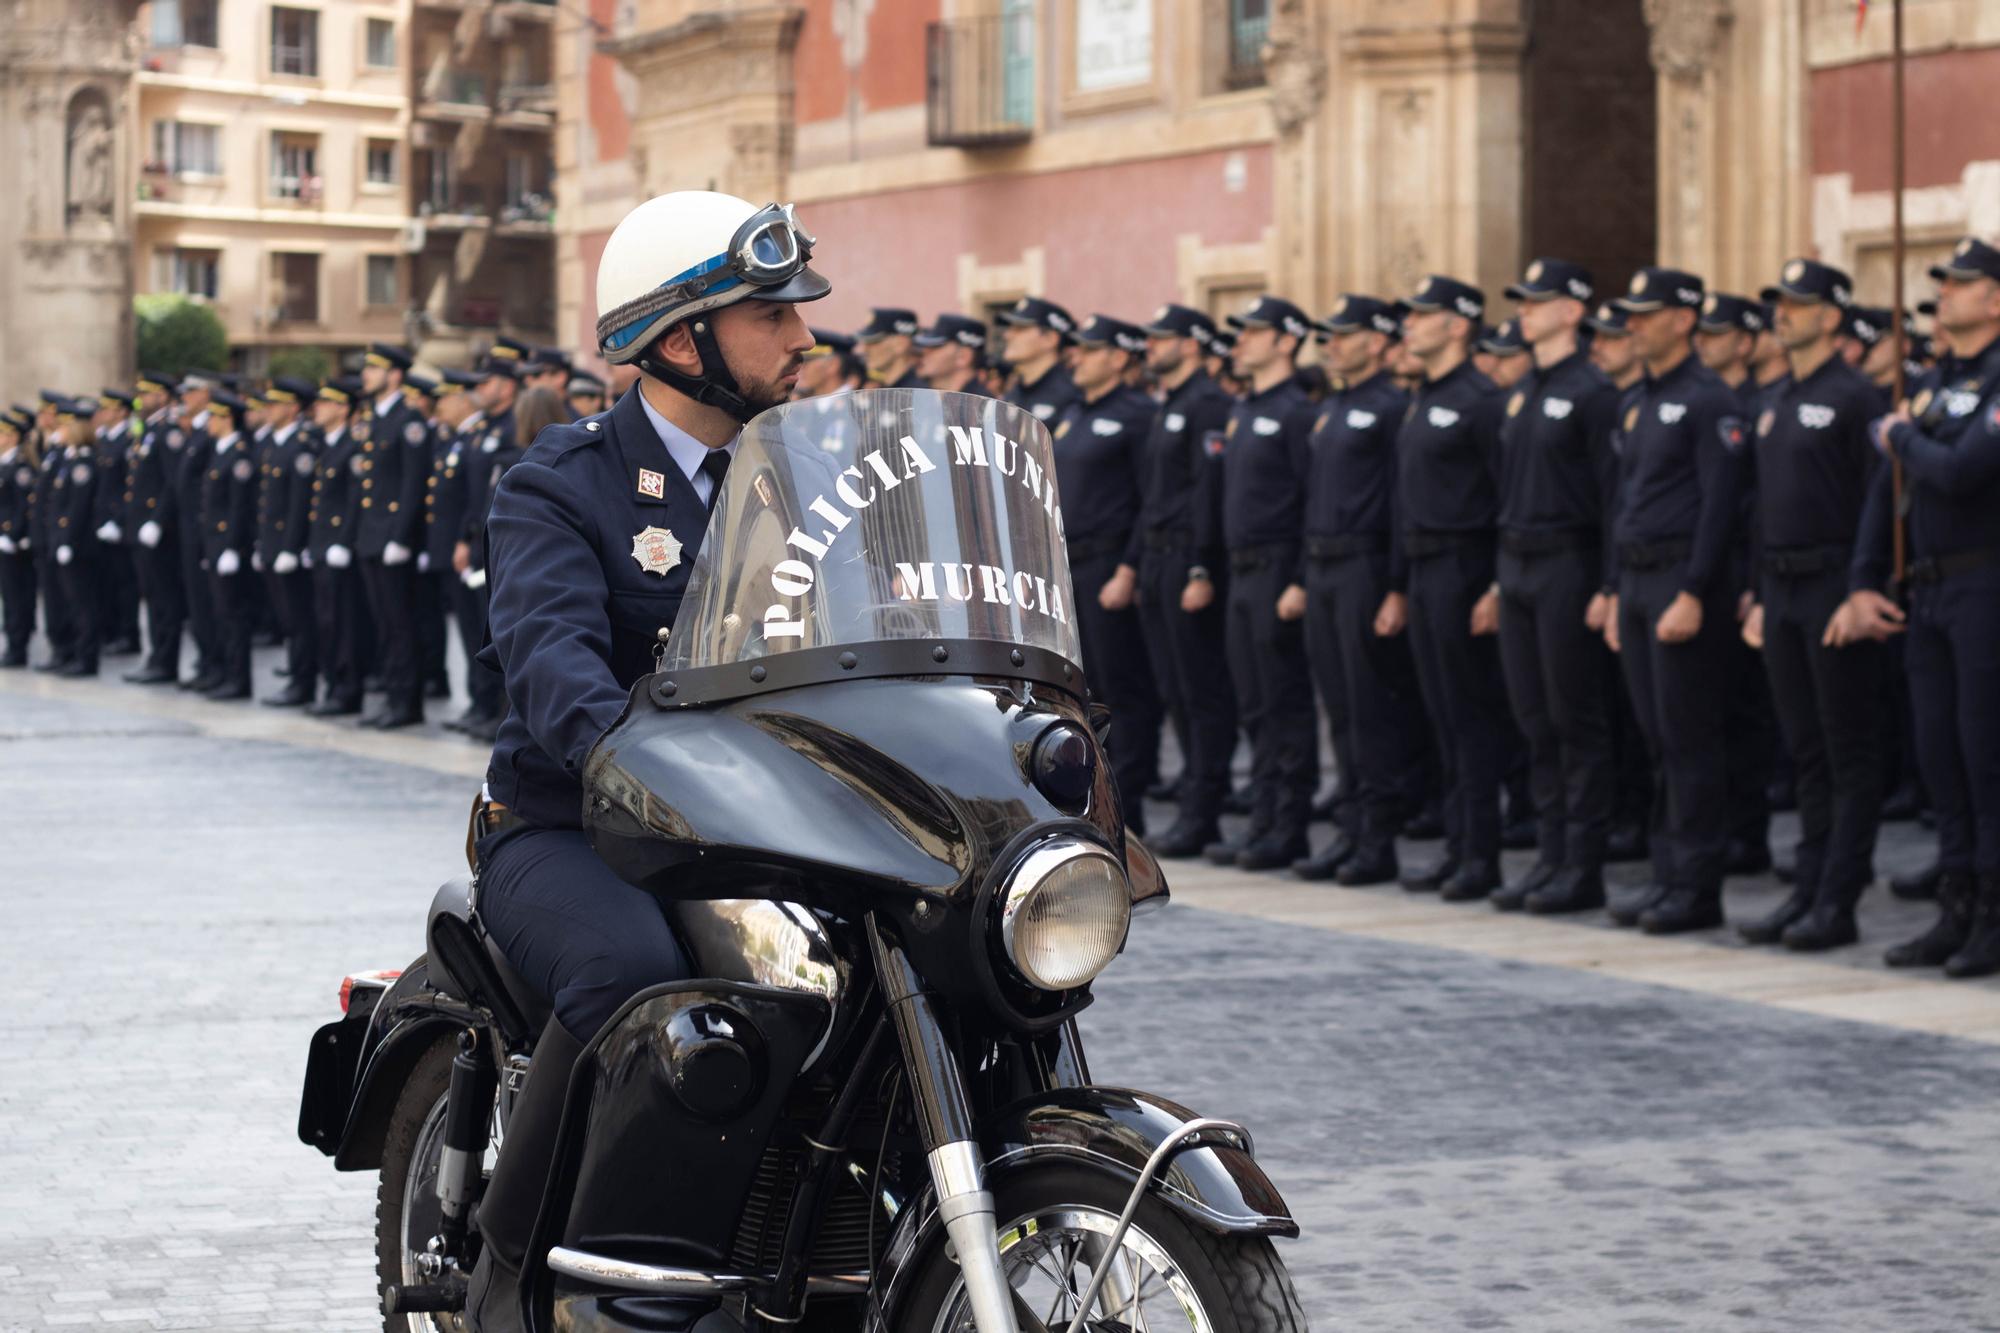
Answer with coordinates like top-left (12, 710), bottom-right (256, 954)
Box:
top-left (637, 468), bottom-right (666, 500)
top-left (630, 525), bottom-right (683, 576)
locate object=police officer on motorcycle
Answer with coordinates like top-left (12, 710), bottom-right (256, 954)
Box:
top-left (464, 190), bottom-right (827, 1331)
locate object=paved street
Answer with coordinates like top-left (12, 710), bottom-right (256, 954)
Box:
top-left (4, 671), bottom-right (2000, 1331)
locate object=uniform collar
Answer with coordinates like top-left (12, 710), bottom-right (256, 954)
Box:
top-left (460, 409), bottom-right (486, 432)
top-left (215, 431), bottom-right (240, 451)
top-left (325, 425), bottom-right (346, 446)
top-left (375, 389), bottom-right (405, 417)
top-left (1165, 369), bottom-right (1216, 405)
top-left (275, 419), bottom-right (301, 445)
top-left (633, 382), bottom-right (738, 486)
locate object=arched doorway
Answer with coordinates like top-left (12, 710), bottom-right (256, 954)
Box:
top-left (1521, 0), bottom-right (1656, 293)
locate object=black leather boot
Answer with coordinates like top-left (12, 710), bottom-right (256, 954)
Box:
top-left (1639, 884), bottom-right (1724, 934)
top-left (1491, 861), bottom-right (1557, 912)
top-left (1291, 831), bottom-right (1356, 881)
top-left (1884, 870), bottom-right (1975, 968)
top-left (1944, 873), bottom-right (2000, 980)
top-left (467, 1017), bottom-right (585, 1333)
top-left (1525, 865), bottom-right (1606, 915)
top-left (1737, 884), bottom-right (1816, 945)
top-left (1400, 856), bottom-right (1457, 893)
top-left (1440, 860), bottom-right (1500, 902)
top-left (1890, 861), bottom-right (1940, 901)
top-left (1237, 828), bottom-right (1309, 871)
top-left (1607, 882), bottom-right (1668, 927)
top-left (1336, 839), bottom-right (1400, 886)
top-left (1782, 878), bottom-right (1868, 952)
top-left (1149, 820), bottom-right (1219, 859)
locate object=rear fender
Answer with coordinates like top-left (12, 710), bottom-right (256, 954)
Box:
top-left (867, 1086), bottom-right (1296, 1326)
top-left (326, 958), bottom-right (487, 1171)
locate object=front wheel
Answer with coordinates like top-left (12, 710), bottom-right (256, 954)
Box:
top-left (375, 1038), bottom-right (471, 1333)
top-left (897, 1163), bottom-right (1309, 1332)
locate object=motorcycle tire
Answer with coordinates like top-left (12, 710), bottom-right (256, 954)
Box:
top-left (374, 1036), bottom-right (467, 1333)
top-left (893, 1161), bottom-right (1308, 1332)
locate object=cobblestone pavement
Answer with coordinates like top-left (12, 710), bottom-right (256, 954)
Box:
top-left (4, 682), bottom-right (1999, 1331)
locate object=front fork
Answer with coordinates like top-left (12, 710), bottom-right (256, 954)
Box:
top-left (866, 917), bottom-right (1022, 1333)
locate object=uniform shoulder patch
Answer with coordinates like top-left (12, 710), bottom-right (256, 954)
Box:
top-left (15, 467), bottom-right (32, 487)
top-left (1165, 412), bottom-right (1186, 432)
top-left (349, 453), bottom-right (367, 477)
top-left (295, 450), bottom-right (316, 476)
top-left (1203, 430), bottom-right (1226, 457)
top-left (1252, 416), bottom-right (1282, 436)
top-left (1031, 403), bottom-right (1056, 421)
top-left (405, 421), bottom-right (427, 446)
top-left (71, 463), bottom-right (92, 483)
top-left (166, 429), bottom-right (185, 449)
top-left (1988, 399), bottom-right (2000, 436)
top-left (1718, 415), bottom-right (1747, 453)
top-left (1090, 417), bottom-right (1122, 437)
top-left (232, 457), bottom-right (254, 481)
top-left (637, 467), bottom-right (666, 500)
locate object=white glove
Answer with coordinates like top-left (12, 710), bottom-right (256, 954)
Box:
top-left (0, 535), bottom-right (16, 555)
top-left (56, 544), bottom-right (73, 566)
top-left (382, 540), bottom-right (412, 567)
top-left (96, 521), bottom-right (121, 544)
top-left (251, 551), bottom-right (264, 572)
top-left (301, 550), bottom-right (314, 570)
top-left (326, 544), bottom-right (352, 570)
top-left (137, 521), bottom-right (162, 548)
top-left (217, 549), bottom-right (241, 576)
top-left (17, 537), bottom-right (27, 551)
top-left (463, 567), bottom-right (487, 590)
top-left (417, 551), bottom-right (431, 573)
top-left (273, 551), bottom-right (300, 575)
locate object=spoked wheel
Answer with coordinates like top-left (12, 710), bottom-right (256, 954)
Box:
top-left (900, 1164), bottom-right (1309, 1333)
top-left (375, 1039), bottom-right (481, 1333)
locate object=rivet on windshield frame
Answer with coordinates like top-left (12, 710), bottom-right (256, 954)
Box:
top-left (839, 651), bottom-right (858, 670)
top-left (749, 665), bottom-right (767, 683)
top-left (1062, 663), bottom-right (1073, 678)
top-left (661, 681), bottom-right (677, 698)
top-left (656, 628), bottom-right (669, 643)
top-left (1010, 649), bottom-right (1025, 667)
top-left (914, 899), bottom-right (931, 920)
top-left (932, 645), bottom-right (949, 663)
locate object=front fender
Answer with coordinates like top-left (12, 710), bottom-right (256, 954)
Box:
top-left (869, 1086), bottom-right (1295, 1326)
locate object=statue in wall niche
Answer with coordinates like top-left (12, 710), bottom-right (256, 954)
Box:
top-left (67, 96), bottom-right (116, 231)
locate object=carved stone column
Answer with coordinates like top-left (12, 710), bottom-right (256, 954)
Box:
top-left (599, 5), bottom-right (805, 206)
top-left (1262, 0), bottom-right (1328, 306)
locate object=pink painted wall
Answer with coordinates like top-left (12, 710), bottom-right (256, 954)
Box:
top-left (798, 143), bottom-right (1274, 330)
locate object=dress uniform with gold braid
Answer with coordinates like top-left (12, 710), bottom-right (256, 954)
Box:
top-left (307, 378), bottom-right (367, 715)
top-left (255, 376), bottom-right (322, 707)
top-left (197, 391), bottom-right (259, 699)
top-left (122, 374), bottom-right (187, 684)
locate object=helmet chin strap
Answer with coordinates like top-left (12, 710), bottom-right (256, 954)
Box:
top-left (635, 318), bottom-right (757, 424)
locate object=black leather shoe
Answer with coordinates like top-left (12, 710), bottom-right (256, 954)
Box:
top-left (1526, 866), bottom-right (1607, 915)
top-left (0, 649), bottom-right (27, 668)
top-left (1944, 874), bottom-right (2000, 979)
top-left (308, 694), bottom-right (363, 718)
top-left (204, 680), bottom-right (251, 700)
top-left (1337, 848), bottom-right (1400, 886)
top-left (1149, 822), bottom-right (1219, 859)
top-left (1724, 840), bottom-right (1773, 877)
top-left (1440, 860), bottom-right (1500, 902)
top-left (1607, 882), bottom-right (1669, 927)
top-left (1885, 871), bottom-right (1974, 967)
top-left (1605, 823), bottom-right (1649, 863)
top-left (1782, 903), bottom-right (1860, 952)
top-left (33, 656), bottom-right (75, 673)
top-left (123, 664), bottom-right (177, 684)
top-left (1640, 887), bottom-right (1724, 934)
top-left (261, 683), bottom-right (314, 708)
top-left (1203, 836), bottom-right (1247, 866)
top-left (1238, 831), bottom-right (1309, 871)
top-left (56, 660), bottom-right (99, 678)
top-left (1291, 833), bottom-right (1355, 881)
top-left (104, 637), bottom-right (141, 657)
top-left (1737, 885), bottom-right (1815, 944)
top-left (1401, 858), bottom-right (1458, 893)
top-left (368, 706), bottom-right (425, 731)
top-left (1492, 861), bottom-right (1558, 912)
top-left (1890, 861), bottom-right (1940, 901)
top-left (180, 672), bottom-right (220, 693)
top-left (1401, 808), bottom-right (1446, 841)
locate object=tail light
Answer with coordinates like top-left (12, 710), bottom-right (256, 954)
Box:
top-left (339, 969), bottom-right (402, 1014)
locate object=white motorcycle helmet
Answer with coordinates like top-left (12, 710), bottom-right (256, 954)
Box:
top-left (594, 191), bottom-right (830, 421)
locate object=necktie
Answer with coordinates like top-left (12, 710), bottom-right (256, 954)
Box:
top-left (700, 448), bottom-right (731, 515)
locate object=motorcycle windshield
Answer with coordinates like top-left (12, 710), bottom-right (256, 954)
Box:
top-left (660, 388), bottom-right (1083, 677)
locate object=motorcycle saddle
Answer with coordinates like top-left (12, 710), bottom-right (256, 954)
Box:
top-left (426, 876), bottom-right (554, 1043)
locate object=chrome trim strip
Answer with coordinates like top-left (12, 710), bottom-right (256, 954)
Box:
top-left (545, 1248), bottom-right (869, 1296)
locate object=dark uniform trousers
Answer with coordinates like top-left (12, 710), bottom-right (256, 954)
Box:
top-left (1904, 565), bottom-right (2000, 874)
top-left (0, 550), bottom-right (33, 653)
top-left (1405, 537), bottom-right (1510, 865)
top-left (453, 578), bottom-right (504, 717)
top-left (314, 565), bottom-right (366, 704)
top-left (269, 568), bottom-right (318, 687)
top-left (1071, 543), bottom-right (1164, 836)
top-left (1304, 544), bottom-right (1424, 845)
top-left (1224, 544), bottom-right (1316, 837)
top-left (1759, 559), bottom-right (1884, 896)
top-left (416, 569), bottom-right (450, 695)
top-left (1135, 538), bottom-right (1236, 827)
top-left (362, 558), bottom-right (421, 711)
top-left (476, 824), bottom-right (693, 1043)
top-left (135, 538), bottom-right (185, 674)
top-left (1497, 541), bottom-right (1613, 869)
top-left (208, 566), bottom-right (254, 689)
top-left (174, 483), bottom-right (220, 676)
top-left (1616, 561), bottom-right (1733, 894)
top-left (59, 544), bottom-right (105, 670)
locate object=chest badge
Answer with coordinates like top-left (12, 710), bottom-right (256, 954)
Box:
top-left (637, 467), bottom-right (667, 500)
top-left (630, 525), bottom-right (683, 577)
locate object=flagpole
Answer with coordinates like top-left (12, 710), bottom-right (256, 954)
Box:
top-left (1890, 0), bottom-right (1908, 584)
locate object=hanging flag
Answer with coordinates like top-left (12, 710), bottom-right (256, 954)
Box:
top-left (1855, 0), bottom-right (1868, 33)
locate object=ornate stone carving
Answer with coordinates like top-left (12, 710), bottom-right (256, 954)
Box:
top-left (1262, 0), bottom-right (1325, 138)
top-left (1643, 0), bottom-right (1733, 83)
top-left (65, 88), bottom-right (116, 233)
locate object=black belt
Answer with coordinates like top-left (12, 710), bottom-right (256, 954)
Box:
top-left (1228, 542), bottom-right (1294, 573)
top-left (1762, 544), bottom-right (1850, 577)
top-left (1142, 526), bottom-right (1195, 552)
top-left (1619, 539), bottom-right (1692, 571)
top-left (1305, 533), bottom-right (1388, 560)
top-left (1904, 546), bottom-right (2000, 585)
top-left (1500, 528), bottom-right (1599, 557)
top-left (1065, 532), bottom-right (1131, 564)
top-left (1402, 531), bottom-right (1490, 559)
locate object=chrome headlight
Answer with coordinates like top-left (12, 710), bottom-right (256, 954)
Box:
top-left (998, 838), bottom-right (1132, 991)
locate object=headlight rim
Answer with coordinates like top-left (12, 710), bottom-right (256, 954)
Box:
top-left (997, 835), bottom-right (1132, 992)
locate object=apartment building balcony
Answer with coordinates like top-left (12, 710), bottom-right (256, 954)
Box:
top-left (925, 12), bottom-right (1034, 149)
top-left (417, 69), bottom-right (491, 121)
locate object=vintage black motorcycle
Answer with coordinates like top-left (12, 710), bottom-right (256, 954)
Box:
top-left (298, 390), bottom-right (1307, 1333)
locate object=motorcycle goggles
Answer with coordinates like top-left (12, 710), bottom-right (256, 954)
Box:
top-left (600, 204), bottom-right (822, 356)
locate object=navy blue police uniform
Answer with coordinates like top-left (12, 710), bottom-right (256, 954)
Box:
top-left (1493, 260), bottom-right (1621, 910)
top-left (476, 385), bottom-right (716, 1042)
top-left (459, 380), bottom-right (523, 737)
top-left (92, 399), bottom-right (141, 652)
top-left (0, 414), bottom-right (37, 663)
top-left (1608, 268), bottom-right (1750, 932)
top-left (30, 396), bottom-right (76, 669)
top-left (1215, 296), bottom-right (1320, 865)
top-left (1299, 296), bottom-right (1425, 883)
top-left (1393, 276), bottom-right (1511, 897)
top-left (1856, 236), bottom-right (2000, 976)
top-left (51, 410), bottom-right (106, 676)
top-left (1735, 259), bottom-right (1887, 949)
top-left (1135, 304), bottom-right (1238, 851)
top-left (306, 382), bottom-right (368, 714)
top-left (197, 399), bottom-right (260, 696)
top-left (1051, 315), bottom-right (1165, 835)
top-left (255, 378), bottom-right (322, 704)
top-left (999, 297), bottom-right (1084, 425)
top-left (170, 389), bottom-right (222, 688)
top-left (355, 344), bottom-right (430, 725)
top-left (122, 378), bottom-right (187, 683)
top-left (403, 377), bottom-right (452, 703)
